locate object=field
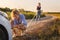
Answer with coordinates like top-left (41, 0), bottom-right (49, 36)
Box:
top-left (46, 13), bottom-right (60, 19)
top-left (5, 10), bottom-right (60, 40)
top-left (0, 8), bottom-right (60, 40)
top-left (5, 11), bottom-right (60, 40)
top-left (12, 12), bottom-right (60, 40)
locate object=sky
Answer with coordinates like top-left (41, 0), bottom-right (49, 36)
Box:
top-left (0, 0), bottom-right (60, 12)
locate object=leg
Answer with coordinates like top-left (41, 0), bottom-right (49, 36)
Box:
top-left (36, 14), bottom-right (39, 21)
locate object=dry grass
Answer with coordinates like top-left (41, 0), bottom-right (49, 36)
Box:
top-left (13, 13), bottom-right (60, 40)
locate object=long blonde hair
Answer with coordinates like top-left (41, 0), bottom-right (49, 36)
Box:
top-left (11, 9), bottom-right (20, 20)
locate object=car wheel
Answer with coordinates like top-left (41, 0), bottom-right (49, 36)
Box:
top-left (0, 25), bottom-right (9, 40)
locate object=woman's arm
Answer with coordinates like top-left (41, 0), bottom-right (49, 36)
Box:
top-left (22, 14), bottom-right (27, 26)
top-left (10, 20), bottom-right (14, 28)
top-left (20, 14), bottom-right (27, 26)
top-left (10, 20), bottom-right (19, 28)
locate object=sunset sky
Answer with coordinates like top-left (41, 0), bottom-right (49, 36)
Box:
top-left (0, 0), bottom-right (60, 12)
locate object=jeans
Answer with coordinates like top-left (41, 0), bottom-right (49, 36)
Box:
top-left (36, 10), bottom-right (41, 21)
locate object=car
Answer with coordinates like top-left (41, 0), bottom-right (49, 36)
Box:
top-left (0, 11), bottom-right (12, 40)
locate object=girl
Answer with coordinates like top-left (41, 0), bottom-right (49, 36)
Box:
top-left (36, 2), bottom-right (41, 20)
top-left (10, 9), bottom-right (27, 37)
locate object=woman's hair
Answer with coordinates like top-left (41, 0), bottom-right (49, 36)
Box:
top-left (11, 9), bottom-right (20, 20)
top-left (38, 2), bottom-right (41, 6)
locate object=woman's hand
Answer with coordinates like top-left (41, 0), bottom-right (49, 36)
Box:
top-left (18, 24), bottom-right (26, 30)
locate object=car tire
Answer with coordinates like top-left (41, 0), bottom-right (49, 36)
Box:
top-left (0, 25), bottom-right (9, 40)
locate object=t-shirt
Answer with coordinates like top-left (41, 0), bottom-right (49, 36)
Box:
top-left (13, 14), bottom-right (27, 26)
top-left (37, 6), bottom-right (41, 10)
